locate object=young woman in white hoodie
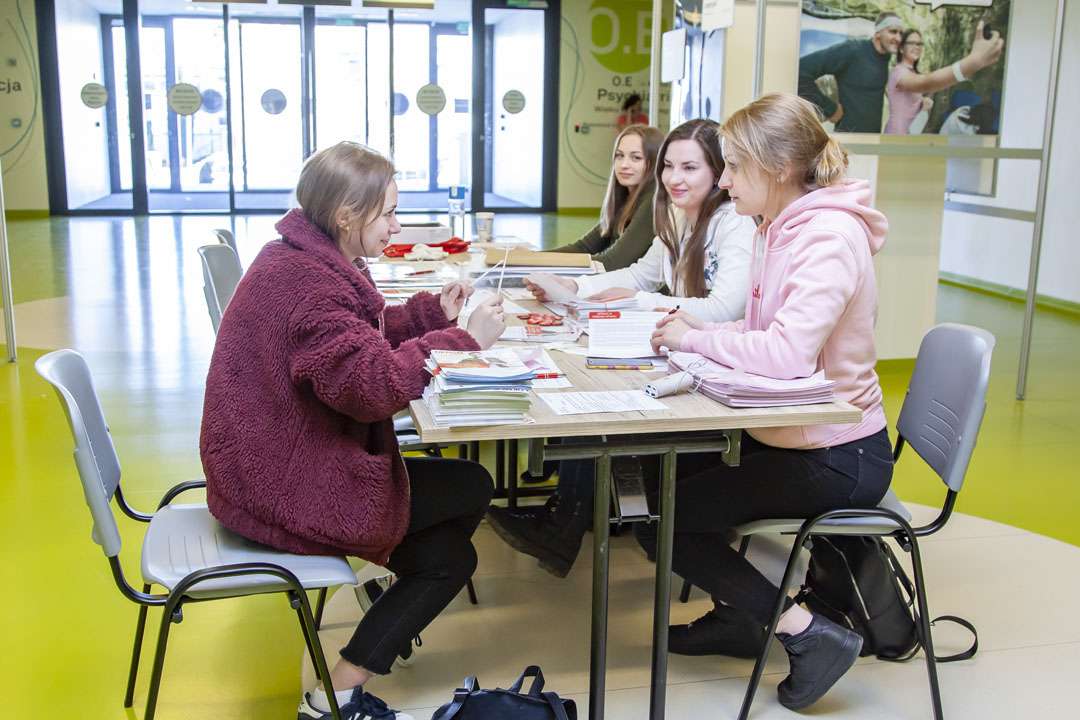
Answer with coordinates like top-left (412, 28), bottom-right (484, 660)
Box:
top-left (488, 119), bottom-right (758, 579)
top-left (526, 117), bottom-right (757, 321)
top-left (645, 93), bottom-right (894, 711)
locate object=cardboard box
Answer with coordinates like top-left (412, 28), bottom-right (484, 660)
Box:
top-left (393, 222), bottom-right (452, 245)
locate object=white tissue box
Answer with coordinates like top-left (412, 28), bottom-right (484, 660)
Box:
top-left (392, 222), bottom-right (451, 245)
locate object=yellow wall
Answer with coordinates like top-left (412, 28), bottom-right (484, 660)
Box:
top-left (0, 0), bottom-right (49, 212)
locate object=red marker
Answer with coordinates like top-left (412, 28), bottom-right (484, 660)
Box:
top-left (666, 305), bottom-right (681, 315)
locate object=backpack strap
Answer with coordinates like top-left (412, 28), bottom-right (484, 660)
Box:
top-left (508, 665), bottom-right (546, 697)
top-left (882, 541), bottom-right (979, 663)
top-left (439, 676), bottom-right (479, 720)
top-left (542, 691), bottom-right (573, 720)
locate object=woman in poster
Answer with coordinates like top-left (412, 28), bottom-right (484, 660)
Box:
top-left (886, 21), bottom-right (1004, 133)
top-left (884, 30), bottom-right (932, 134)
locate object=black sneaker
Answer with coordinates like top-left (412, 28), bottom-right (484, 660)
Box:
top-left (485, 494), bottom-right (590, 578)
top-left (668, 603), bottom-right (767, 659)
top-left (297, 686), bottom-right (414, 719)
top-left (776, 614), bottom-right (863, 710)
top-left (353, 574), bottom-right (418, 668)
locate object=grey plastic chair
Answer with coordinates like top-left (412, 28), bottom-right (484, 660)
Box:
top-left (198, 244), bottom-right (243, 334)
top-left (735, 323), bottom-right (995, 720)
top-left (212, 227), bottom-right (238, 255)
top-left (35, 349), bottom-right (356, 720)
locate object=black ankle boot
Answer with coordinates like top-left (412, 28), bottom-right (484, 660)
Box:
top-left (485, 494), bottom-right (591, 578)
top-left (776, 615), bottom-right (863, 710)
top-left (668, 603), bottom-right (767, 659)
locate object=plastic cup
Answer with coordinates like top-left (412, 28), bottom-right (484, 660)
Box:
top-left (475, 212), bottom-right (494, 241)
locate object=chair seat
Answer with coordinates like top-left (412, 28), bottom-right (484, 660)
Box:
top-left (141, 504), bottom-right (357, 599)
top-left (735, 488), bottom-right (913, 537)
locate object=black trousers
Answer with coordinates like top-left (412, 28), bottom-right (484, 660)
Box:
top-left (635, 428), bottom-right (893, 626)
top-left (340, 457), bottom-right (493, 673)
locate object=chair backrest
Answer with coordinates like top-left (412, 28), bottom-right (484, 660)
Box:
top-left (34, 349), bottom-right (124, 557)
top-left (896, 323), bottom-right (995, 493)
top-left (198, 243), bottom-right (243, 334)
top-left (212, 228), bottom-right (238, 254)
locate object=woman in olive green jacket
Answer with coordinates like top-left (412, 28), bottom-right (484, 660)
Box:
top-left (553, 124), bottom-right (664, 270)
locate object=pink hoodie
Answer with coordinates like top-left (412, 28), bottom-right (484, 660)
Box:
top-left (680, 180), bottom-right (889, 449)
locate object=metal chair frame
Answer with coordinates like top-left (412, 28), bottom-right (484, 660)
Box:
top-left (36, 349), bottom-right (351, 720)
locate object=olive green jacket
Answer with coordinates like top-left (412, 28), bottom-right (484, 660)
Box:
top-left (552, 185), bottom-right (656, 271)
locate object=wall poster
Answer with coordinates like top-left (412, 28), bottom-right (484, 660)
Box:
top-left (797, 1), bottom-right (1012, 137)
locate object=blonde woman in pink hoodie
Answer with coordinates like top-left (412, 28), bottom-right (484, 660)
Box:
top-left (645, 93), bottom-right (893, 711)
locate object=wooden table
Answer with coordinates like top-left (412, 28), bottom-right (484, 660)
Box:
top-left (409, 345), bottom-right (861, 720)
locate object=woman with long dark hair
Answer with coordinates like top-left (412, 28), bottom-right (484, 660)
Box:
top-left (527, 118), bottom-right (756, 322)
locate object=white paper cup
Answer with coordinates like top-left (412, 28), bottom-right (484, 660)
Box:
top-left (475, 212), bottom-right (494, 241)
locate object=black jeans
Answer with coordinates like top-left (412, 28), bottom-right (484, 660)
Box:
top-left (340, 457), bottom-right (493, 673)
top-left (635, 428), bottom-right (894, 626)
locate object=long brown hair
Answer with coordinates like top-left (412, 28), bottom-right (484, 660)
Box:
top-left (599, 124), bottom-right (665, 238)
top-left (653, 118), bottom-right (730, 299)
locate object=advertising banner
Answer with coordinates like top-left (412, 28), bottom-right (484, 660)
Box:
top-left (797, 0), bottom-right (1012, 136)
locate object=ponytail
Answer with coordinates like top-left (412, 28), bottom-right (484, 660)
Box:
top-left (811, 136), bottom-right (849, 188)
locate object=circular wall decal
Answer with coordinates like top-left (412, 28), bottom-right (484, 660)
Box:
top-left (167, 83), bottom-right (203, 116)
top-left (260, 89), bottom-right (287, 115)
top-left (80, 82), bottom-right (108, 109)
top-left (502, 89), bottom-right (526, 114)
top-left (415, 83), bottom-right (447, 115)
top-left (201, 88), bottom-right (224, 113)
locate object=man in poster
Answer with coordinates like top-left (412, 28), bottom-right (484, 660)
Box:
top-left (798, 12), bottom-right (904, 133)
top-left (797, 1), bottom-right (1009, 135)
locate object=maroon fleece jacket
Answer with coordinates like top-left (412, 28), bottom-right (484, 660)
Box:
top-left (200, 209), bottom-right (480, 562)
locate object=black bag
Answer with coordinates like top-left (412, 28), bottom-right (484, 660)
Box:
top-left (795, 536), bottom-right (977, 663)
top-left (432, 665), bottom-right (577, 720)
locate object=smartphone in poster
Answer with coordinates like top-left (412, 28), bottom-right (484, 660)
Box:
top-left (797, 0), bottom-right (1011, 136)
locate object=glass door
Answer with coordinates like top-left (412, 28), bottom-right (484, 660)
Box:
top-left (473, 1), bottom-right (558, 211)
top-left (228, 9), bottom-right (304, 211)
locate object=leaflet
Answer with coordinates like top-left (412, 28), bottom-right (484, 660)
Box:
top-left (587, 311), bottom-right (665, 359)
top-left (537, 390), bottom-right (667, 416)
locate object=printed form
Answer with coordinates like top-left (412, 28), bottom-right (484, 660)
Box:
top-left (537, 390), bottom-right (667, 416)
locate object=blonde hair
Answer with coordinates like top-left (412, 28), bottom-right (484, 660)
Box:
top-left (720, 93), bottom-right (848, 199)
top-left (653, 118), bottom-right (730, 299)
top-left (599, 124), bottom-right (665, 238)
top-left (295, 142), bottom-right (395, 241)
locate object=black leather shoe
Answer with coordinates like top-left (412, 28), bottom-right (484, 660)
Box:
top-left (485, 494), bottom-right (590, 578)
top-left (668, 604), bottom-right (767, 659)
top-left (776, 615), bottom-right (863, 710)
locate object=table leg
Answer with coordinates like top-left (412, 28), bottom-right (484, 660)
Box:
top-left (649, 449), bottom-right (677, 720)
top-left (507, 439), bottom-right (519, 510)
top-left (589, 452), bottom-right (612, 720)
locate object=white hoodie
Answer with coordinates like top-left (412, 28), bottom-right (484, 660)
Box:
top-left (574, 202), bottom-right (756, 322)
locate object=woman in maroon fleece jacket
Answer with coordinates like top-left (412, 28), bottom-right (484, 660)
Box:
top-left (200, 142), bottom-right (505, 720)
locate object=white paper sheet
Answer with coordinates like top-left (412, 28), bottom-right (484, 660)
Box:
top-left (587, 312), bottom-right (665, 359)
top-left (537, 390), bottom-right (667, 416)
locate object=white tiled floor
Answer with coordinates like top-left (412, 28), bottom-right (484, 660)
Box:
top-left (303, 505), bottom-right (1078, 719)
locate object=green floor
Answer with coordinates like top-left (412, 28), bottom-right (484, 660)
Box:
top-left (2, 212), bottom-right (1078, 717)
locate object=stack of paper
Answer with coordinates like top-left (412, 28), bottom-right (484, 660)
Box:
top-left (667, 351), bottom-right (837, 407)
top-left (424, 349), bottom-right (536, 426)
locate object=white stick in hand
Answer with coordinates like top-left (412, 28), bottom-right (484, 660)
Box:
top-left (496, 246), bottom-right (510, 295)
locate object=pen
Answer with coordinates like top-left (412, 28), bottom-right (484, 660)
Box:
top-left (407, 269), bottom-right (435, 276)
top-left (666, 304), bottom-right (681, 315)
